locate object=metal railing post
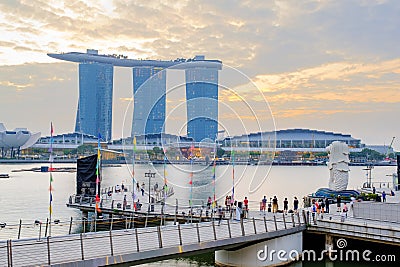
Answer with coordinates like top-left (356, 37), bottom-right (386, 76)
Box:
top-left (196, 223), bottom-right (201, 243)
top-left (157, 226), bottom-right (163, 248)
top-left (291, 214), bottom-right (295, 227)
top-left (212, 220), bottom-right (217, 240)
top-left (178, 224), bottom-right (183, 245)
top-left (47, 236), bottom-right (51, 265)
top-left (17, 219), bottom-right (22, 239)
top-left (80, 233), bottom-right (85, 260)
top-left (227, 219), bottom-right (232, 238)
top-left (110, 215), bottom-right (114, 231)
top-left (144, 213), bottom-right (149, 228)
top-left (109, 231), bottom-right (114, 256)
top-left (240, 218), bottom-right (245, 236)
top-left (69, 217), bottom-right (73, 235)
top-left (38, 222), bottom-right (42, 240)
top-left (297, 212), bottom-right (301, 226)
top-left (7, 239), bottom-right (12, 267)
top-left (135, 228), bottom-right (139, 252)
top-left (273, 215), bottom-right (278, 231)
top-left (44, 218), bottom-right (49, 237)
top-left (283, 214), bottom-right (287, 229)
top-left (264, 216), bottom-right (268, 232)
top-left (253, 218), bottom-right (257, 234)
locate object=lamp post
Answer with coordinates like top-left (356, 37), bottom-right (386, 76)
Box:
top-left (145, 170), bottom-right (156, 211)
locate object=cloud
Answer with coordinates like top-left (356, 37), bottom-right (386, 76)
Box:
top-left (0, 0), bottom-right (399, 147)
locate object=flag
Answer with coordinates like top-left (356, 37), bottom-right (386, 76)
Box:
top-left (49, 122), bottom-right (54, 221)
top-left (133, 136), bottom-right (137, 151)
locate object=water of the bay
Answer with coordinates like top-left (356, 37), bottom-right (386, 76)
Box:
top-left (0, 163), bottom-right (396, 266)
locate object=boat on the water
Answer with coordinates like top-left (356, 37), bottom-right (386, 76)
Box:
top-left (0, 173), bottom-right (9, 178)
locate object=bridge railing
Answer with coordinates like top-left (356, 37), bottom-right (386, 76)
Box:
top-left (0, 215), bottom-right (306, 267)
top-left (0, 210), bottom-right (306, 241)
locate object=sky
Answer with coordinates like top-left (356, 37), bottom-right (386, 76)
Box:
top-left (0, 0), bottom-right (399, 149)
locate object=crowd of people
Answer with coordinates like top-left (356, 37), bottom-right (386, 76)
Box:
top-left (204, 194), bottom-right (303, 223)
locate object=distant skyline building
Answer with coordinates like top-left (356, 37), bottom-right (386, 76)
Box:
top-left (185, 64), bottom-right (219, 142)
top-left (132, 67), bottom-right (166, 136)
top-left (74, 61), bottom-right (113, 141)
top-left (48, 49), bottom-right (222, 141)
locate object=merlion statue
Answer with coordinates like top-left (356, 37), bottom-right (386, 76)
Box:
top-left (326, 141), bottom-right (350, 191)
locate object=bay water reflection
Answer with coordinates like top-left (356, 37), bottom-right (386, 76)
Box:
top-left (0, 163), bottom-right (396, 266)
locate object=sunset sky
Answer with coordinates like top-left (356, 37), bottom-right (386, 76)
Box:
top-left (0, 0), bottom-right (399, 149)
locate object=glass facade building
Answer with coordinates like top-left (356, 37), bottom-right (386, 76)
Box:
top-left (75, 62), bottom-right (113, 141)
top-left (185, 68), bottom-right (219, 142)
top-left (131, 67), bottom-right (166, 136)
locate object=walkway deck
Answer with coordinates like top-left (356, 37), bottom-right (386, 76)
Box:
top-left (0, 215), bottom-right (306, 267)
top-left (308, 212), bottom-right (400, 245)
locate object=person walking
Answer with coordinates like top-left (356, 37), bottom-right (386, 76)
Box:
top-left (272, 196), bottom-right (278, 213)
top-left (293, 197), bottom-right (299, 213)
top-left (382, 191), bottom-right (386, 202)
top-left (283, 198), bottom-right (288, 214)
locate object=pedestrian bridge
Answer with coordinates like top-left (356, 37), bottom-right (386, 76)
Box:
top-left (308, 213), bottom-right (400, 245)
top-left (0, 214), bottom-right (306, 267)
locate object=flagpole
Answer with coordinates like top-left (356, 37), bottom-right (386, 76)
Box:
top-left (49, 122), bottom-right (54, 236)
top-left (132, 137), bottom-right (137, 211)
top-left (95, 134), bottom-right (101, 231)
top-left (189, 142), bottom-right (194, 220)
top-left (232, 148), bottom-right (235, 205)
top-left (163, 144), bottom-right (167, 213)
top-left (213, 140), bottom-right (216, 206)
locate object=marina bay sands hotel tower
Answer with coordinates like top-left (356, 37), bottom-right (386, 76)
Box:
top-left (48, 49), bottom-right (222, 142)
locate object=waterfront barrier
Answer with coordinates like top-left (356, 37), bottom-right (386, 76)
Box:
top-left (0, 214), bottom-right (306, 266)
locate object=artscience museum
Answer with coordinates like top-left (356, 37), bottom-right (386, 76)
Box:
top-left (0, 123), bottom-right (41, 158)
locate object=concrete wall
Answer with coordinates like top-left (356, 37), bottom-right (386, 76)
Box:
top-left (215, 232), bottom-right (303, 267)
top-left (353, 202), bottom-right (400, 223)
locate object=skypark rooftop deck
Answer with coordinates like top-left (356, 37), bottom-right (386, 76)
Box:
top-left (48, 50), bottom-right (222, 69)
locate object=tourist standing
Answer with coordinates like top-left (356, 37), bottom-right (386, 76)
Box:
top-left (141, 182), bottom-right (145, 196)
top-left (336, 195), bottom-right (341, 212)
top-left (272, 196), bottom-right (278, 213)
top-left (218, 206), bottom-right (223, 225)
top-left (283, 198), bottom-right (288, 214)
top-left (382, 191), bottom-right (386, 202)
top-left (320, 199), bottom-right (325, 213)
top-left (207, 196), bottom-right (212, 209)
top-left (293, 197), bottom-right (299, 213)
top-left (123, 195), bottom-right (127, 210)
top-left (244, 197), bottom-right (249, 218)
top-left (268, 198), bottom-right (272, 213)
top-left (343, 203), bottom-right (348, 217)
top-left (261, 196), bottom-right (267, 213)
top-left (325, 198), bottom-right (330, 213)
